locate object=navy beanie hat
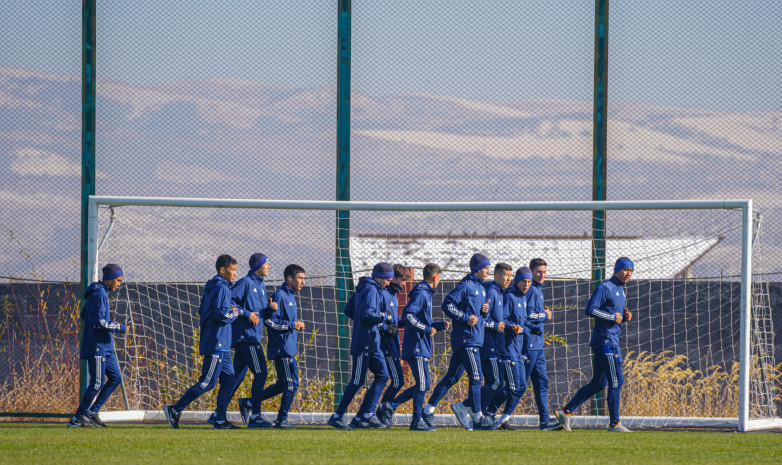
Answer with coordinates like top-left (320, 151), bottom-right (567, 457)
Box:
top-left (614, 256), bottom-right (635, 274)
top-left (372, 262), bottom-right (394, 279)
top-left (102, 263), bottom-right (123, 281)
top-left (514, 266), bottom-right (533, 284)
top-left (469, 253), bottom-right (491, 273)
top-left (249, 253), bottom-right (269, 272)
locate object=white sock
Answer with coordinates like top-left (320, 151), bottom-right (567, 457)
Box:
top-left (423, 404), bottom-right (435, 415)
top-left (474, 411), bottom-right (484, 419)
top-left (500, 414), bottom-right (510, 424)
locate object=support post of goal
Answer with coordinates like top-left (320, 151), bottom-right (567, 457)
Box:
top-left (738, 199), bottom-right (753, 432)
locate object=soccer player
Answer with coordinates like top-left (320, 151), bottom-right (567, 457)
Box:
top-left (361, 264), bottom-right (412, 427)
top-left (377, 263), bottom-right (449, 431)
top-left (207, 253), bottom-right (277, 428)
top-left (328, 262), bottom-right (394, 429)
top-left (556, 257), bottom-right (635, 433)
top-left (421, 253), bottom-right (496, 431)
top-left (258, 264), bottom-right (306, 428)
top-left (451, 262), bottom-right (512, 429)
top-left (165, 254), bottom-right (246, 429)
top-left (524, 258), bottom-right (562, 430)
top-left (494, 266), bottom-right (532, 429)
top-left (68, 264), bottom-right (129, 427)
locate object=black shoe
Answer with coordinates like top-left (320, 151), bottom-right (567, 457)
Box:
top-left (376, 404), bottom-right (387, 426)
top-left (422, 411), bottom-right (436, 429)
top-left (273, 419), bottom-right (295, 429)
top-left (206, 413), bottom-right (216, 426)
top-left (499, 421), bottom-right (513, 430)
top-left (378, 402), bottom-right (396, 427)
top-left (410, 418), bottom-right (436, 431)
top-left (247, 414), bottom-right (273, 428)
top-left (349, 417), bottom-right (363, 429)
top-left (472, 415), bottom-right (499, 430)
top-left (164, 405), bottom-right (181, 429)
top-left (540, 418), bottom-right (564, 431)
top-left (360, 415), bottom-right (387, 429)
top-left (238, 397), bottom-right (252, 425)
top-left (213, 420), bottom-right (241, 430)
top-left (85, 411), bottom-right (106, 427)
top-left (328, 415), bottom-right (353, 430)
top-left (67, 416), bottom-right (94, 428)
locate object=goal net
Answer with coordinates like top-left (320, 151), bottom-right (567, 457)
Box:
top-left (86, 196), bottom-right (780, 431)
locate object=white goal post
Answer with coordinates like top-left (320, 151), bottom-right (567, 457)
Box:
top-left (85, 195), bottom-right (779, 432)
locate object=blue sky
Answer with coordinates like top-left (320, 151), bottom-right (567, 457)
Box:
top-left (2, 0), bottom-right (780, 110)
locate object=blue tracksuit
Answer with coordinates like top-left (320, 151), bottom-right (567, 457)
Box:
top-left (74, 282), bottom-right (126, 418)
top-left (564, 276), bottom-right (628, 425)
top-left (335, 277), bottom-right (390, 418)
top-left (496, 285), bottom-right (529, 416)
top-left (224, 271), bottom-right (272, 415)
top-left (428, 273), bottom-right (486, 414)
top-left (524, 280), bottom-right (552, 423)
top-left (378, 285), bottom-right (406, 404)
top-left (261, 283), bottom-right (300, 420)
top-left (173, 275), bottom-right (240, 422)
top-left (391, 281), bottom-right (446, 423)
top-left (467, 280), bottom-right (509, 413)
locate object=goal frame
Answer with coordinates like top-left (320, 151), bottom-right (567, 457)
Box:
top-left (86, 195), bottom-right (777, 432)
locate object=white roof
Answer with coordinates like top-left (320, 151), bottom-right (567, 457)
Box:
top-left (349, 235), bottom-right (721, 280)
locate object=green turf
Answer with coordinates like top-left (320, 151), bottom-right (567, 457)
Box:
top-left (1, 423), bottom-right (779, 465)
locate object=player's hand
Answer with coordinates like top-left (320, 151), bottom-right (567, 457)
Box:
top-left (121, 323), bottom-right (130, 334)
top-left (269, 298), bottom-right (278, 311)
top-left (623, 309), bottom-right (632, 322)
top-left (294, 320), bottom-right (305, 331)
top-left (511, 324), bottom-right (522, 335)
top-left (481, 300), bottom-right (490, 314)
top-left (249, 312), bottom-right (260, 325)
top-left (496, 321), bottom-right (506, 333)
top-left (468, 315), bottom-right (479, 326)
top-left (430, 327), bottom-right (437, 337)
top-left (444, 321), bottom-right (452, 330)
top-left (615, 312), bottom-right (624, 324)
top-left (386, 311), bottom-right (394, 322)
top-left (544, 309), bottom-right (553, 320)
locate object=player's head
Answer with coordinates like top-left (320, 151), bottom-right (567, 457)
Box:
top-left (391, 264), bottom-right (412, 289)
top-left (613, 256), bottom-right (634, 284)
top-left (249, 253), bottom-right (270, 277)
top-left (494, 262), bottom-right (513, 289)
top-left (423, 263), bottom-right (442, 288)
top-left (470, 253), bottom-right (491, 280)
top-left (216, 254), bottom-right (238, 282)
top-left (284, 264), bottom-right (306, 291)
top-left (101, 263), bottom-right (124, 291)
top-left (514, 266), bottom-right (533, 293)
top-left (372, 262), bottom-right (394, 288)
top-left (529, 258), bottom-right (547, 284)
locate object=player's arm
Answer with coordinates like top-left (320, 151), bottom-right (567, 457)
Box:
top-left (403, 293), bottom-right (430, 335)
top-left (584, 286), bottom-right (619, 322)
top-left (91, 292), bottom-right (126, 333)
top-left (359, 291), bottom-right (387, 325)
top-left (214, 286), bottom-right (240, 323)
top-left (230, 280), bottom-right (259, 325)
top-left (264, 293), bottom-right (294, 331)
top-left (503, 295), bottom-right (522, 335)
top-left (441, 284), bottom-right (470, 324)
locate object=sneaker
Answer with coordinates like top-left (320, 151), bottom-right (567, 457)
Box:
top-left (349, 417), bottom-right (363, 429)
top-left (450, 402), bottom-right (473, 430)
top-left (422, 411), bottom-right (436, 429)
top-left (67, 416), bottom-right (94, 428)
top-left (85, 411), bottom-right (106, 427)
top-left (498, 421), bottom-right (513, 430)
top-left (247, 414), bottom-right (273, 428)
top-left (555, 409), bottom-right (572, 432)
top-left (410, 418), bottom-right (436, 431)
top-left (238, 397), bottom-right (252, 425)
top-left (273, 419), bottom-right (295, 429)
top-left (540, 418), bottom-right (564, 431)
top-left (328, 415), bottom-right (353, 430)
top-left (472, 415), bottom-right (499, 430)
top-left (608, 421), bottom-right (633, 433)
top-left (380, 402), bottom-right (397, 427)
top-left (164, 405), bottom-right (181, 430)
top-left (207, 413), bottom-right (216, 426)
top-left (213, 420), bottom-right (241, 430)
top-left (359, 415), bottom-right (387, 429)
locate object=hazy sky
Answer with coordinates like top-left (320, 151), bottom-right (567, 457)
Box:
top-left (2, 1), bottom-right (780, 110)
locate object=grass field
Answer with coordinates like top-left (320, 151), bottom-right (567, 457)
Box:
top-left (1, 423), bottom-right (780, 465)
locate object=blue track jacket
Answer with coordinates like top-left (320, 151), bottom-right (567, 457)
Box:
top-left (481, 280), bottom-right (508, 358)
top-left (198, 275), bottom-right (242, 355)
top-left (401, 281), bottom-right (446, 360)
top-left (230, 271), bottom-right (272, 346)
top-left (442, 273), bottom-right (487, 351)
top-left (586, 276), bottom-right (627, 349)
top-left (524, 280), bottom-right (549, 352)
top-left (265, 283), bottom-right (299, 359)
top-left (379, 285), bottom-right (403, 358)
top-left (79, 282), bottom-right (126, 359)
top-left (350, 277), bottom-right (389, 355)
top-left (502, 286), bottom-right (528, 357)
